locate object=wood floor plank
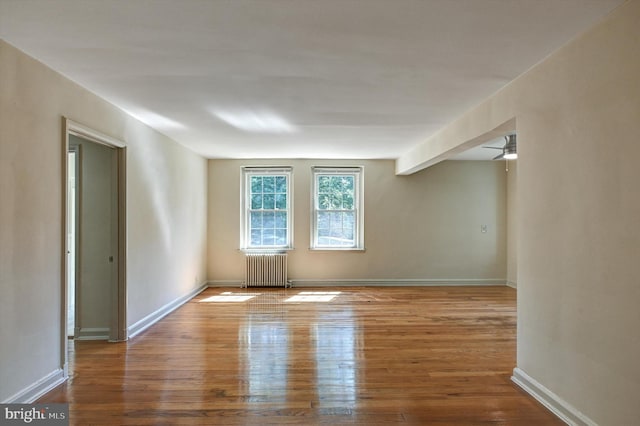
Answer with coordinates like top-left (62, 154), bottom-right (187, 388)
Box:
top-left (39, 286), bottom-right (563, 424)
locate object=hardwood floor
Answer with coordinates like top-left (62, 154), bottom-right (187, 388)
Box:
top-left (40, 287), bottom-right (562, 425)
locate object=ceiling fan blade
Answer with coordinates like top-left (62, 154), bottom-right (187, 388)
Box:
top-left (493, 153), bottom-right (505, 160)
top-left (483, 146), bottom-right (503, 150)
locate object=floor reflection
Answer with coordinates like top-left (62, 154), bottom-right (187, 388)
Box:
top-left (239, 291), bottom-right (290, 402)
top-left (248, 290), bottom-right (288, 317)
top-left (238, 290), bottom-right (362, 407)
top-left (313, 308), bottom-right (361, 407)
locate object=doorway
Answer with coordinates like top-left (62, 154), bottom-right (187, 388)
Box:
top-left (67, 148), bottom-right (77, 338)
top-left (62, 118), bottom-right (127, 375)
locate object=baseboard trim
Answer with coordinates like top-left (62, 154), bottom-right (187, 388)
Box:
top-left (128, 283), bottom-right (208, 338)
top-left (290, 278), bottom-right (507, 287)
top-left (207, 280), bottom-right (243, 287)
top-left (506, 280), bottom-right (517, 289)
top-left (2, 368), bottom-right (66, 403)
top-left (208, 278), bottom-right (507, 287)
top-left (208, 279), bottom-right (506, 288)
top-left (511, 368), bottom-right (595, 426)
top-left (75, 327), bottom-right (109, 340)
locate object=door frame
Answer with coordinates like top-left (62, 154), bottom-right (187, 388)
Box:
top-left (61, 117), bottom-right (127, 375)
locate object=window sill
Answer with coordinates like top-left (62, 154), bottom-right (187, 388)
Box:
top-left (240, 247), bottom-right (294, 254)
top-left (308, 247), bottom-right (366, 252)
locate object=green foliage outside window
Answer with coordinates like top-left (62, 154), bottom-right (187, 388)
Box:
top-left (316, 174), bottom-right (356, 247)
top-left (249, 175), bottom-right (288, 247)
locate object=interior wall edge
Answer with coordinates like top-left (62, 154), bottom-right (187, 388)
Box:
top-left (1, 368), bottom-right (66, 404)
top-left (127, 282), bottom-right (208, 339)
top-left (512, 368), bottom-right (596, 426)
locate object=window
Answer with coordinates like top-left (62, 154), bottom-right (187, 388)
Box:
top-left (311, 167), bottom-right (364, 250)
top-left (241, 167), bottom-right (293, 250)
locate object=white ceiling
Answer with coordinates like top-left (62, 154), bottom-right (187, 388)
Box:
top-left (0, 0), bottom-right (623, 160)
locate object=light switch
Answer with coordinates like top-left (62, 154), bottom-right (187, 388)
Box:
top-left (481, 225), bottom-right (488, 233)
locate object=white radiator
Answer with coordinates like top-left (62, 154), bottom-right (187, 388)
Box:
top-left (243, 252), bottom-right (289, 287)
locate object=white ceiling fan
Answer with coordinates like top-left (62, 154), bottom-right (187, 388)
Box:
top-left (484, 134), bottom-right (517, 160)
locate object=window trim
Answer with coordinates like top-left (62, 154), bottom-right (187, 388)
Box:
top-left (310, 166), bottom-right (365, 251)
top-left (240, 166), bottom-right (294, 252)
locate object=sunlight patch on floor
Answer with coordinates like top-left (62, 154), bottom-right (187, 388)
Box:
top-left (201, 292), bottom-right (261, 302)
top-left (285, 291), bottom-right (341, 303)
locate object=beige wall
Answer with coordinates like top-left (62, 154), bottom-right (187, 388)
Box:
top-left (208, 159), bottom-right (507, 283)
top-left (396, 1), bottom-right (640, 423)
top-left (0, 40), bottom-right (208, 401)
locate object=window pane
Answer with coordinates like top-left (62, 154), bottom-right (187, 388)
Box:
top-left (343, 193), bottom-right (354, 209)
top-left (251, 194), bottom-right (262, 209)
top-left (318, 211), bottom-right (330, 230)
top-left (328, 211), bottom-right (354, 246)
top-left (330, 176), bottom-right (340, 194)
top-left (330, 223), bottom-right (344, 238)
top-left (318, 194), bottom-right (331, 210)
top-left (318, 236), bottom-right (331, 245)
top-left (275, 176), bottom-right (287, 193)
top-left (318, 176), bottom-right (331, 193)
top-left (263, 176), bottom-right (275, 193)
top-left (250, 212), bottom-right (262, 228)
top-left (263, 194), bottom-right (275, 209)
top-left (263, 212), bottom-right (275, 229)
top-left (342, 176), bottom-right (354, 191)
top-left (250, 229), bottom-right (262, 246)
top-left (330, 194), bottom-right (342, 209)
top-left (275, 211), bottom-right (287, 228)
top-left (329, 176), bottom-right (338, 190)
top-left (275, 193), bottom-right (287, 209)
top-left (262, 229), bottom-right (276, 246)
top-left (330, 212), bottom-right (342, 229)
top-left (275, 229), bottom-right (287, 246)
top-left (251, 176), bottom-right (263, 194)
top-left (343, 212), bottom-right (355, 241)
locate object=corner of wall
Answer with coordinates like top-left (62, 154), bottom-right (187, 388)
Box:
top-left (512, 368), bottom-right (596, 426)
